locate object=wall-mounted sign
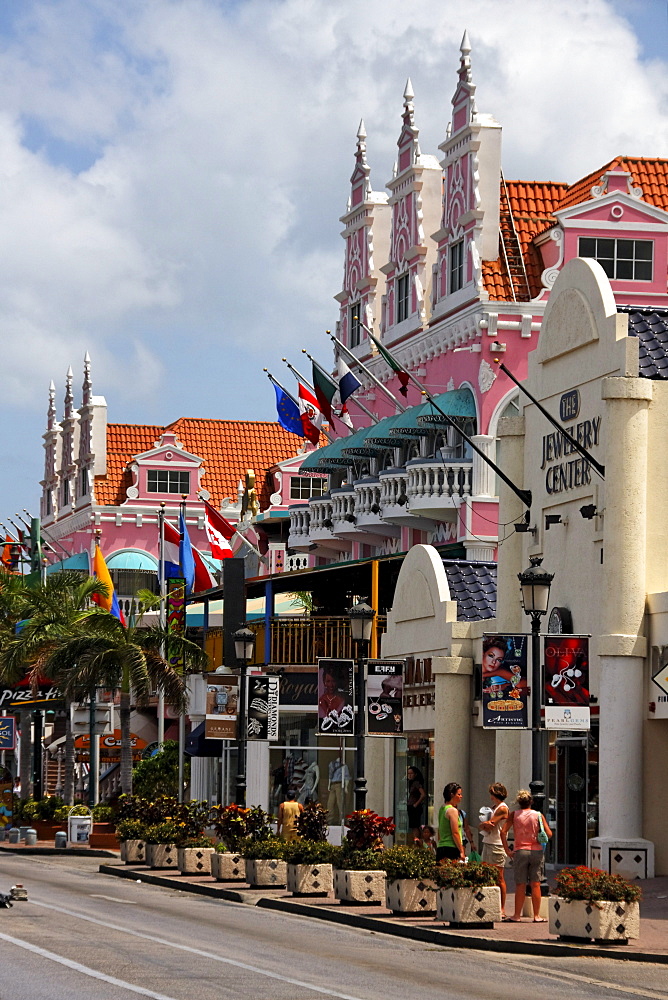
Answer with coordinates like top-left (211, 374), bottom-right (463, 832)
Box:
top-left (74, 728), bottom-right (148, 762)
top-left (544, 635), bottom-right (590, 731)
top-left (205, 678), bottom-right (239, 739)
top-left (317, 658), bottom-right (354, 736)
top-left (279, 671), bottom-right (318, 707)
top-left (3, 683), bottom-right (60, 709)
top-left (366, 659), bottom-right (404, 736)
top-left (560, 389), bottom-right (580, 422)
top-left (247, 675), bottom-right (280, 741)
top-left (544, 705), bottom-right (591, 730)
top-left (540, 415), bottom-right (601, 495)
top-left (481, 634), bottom-right (529, 728)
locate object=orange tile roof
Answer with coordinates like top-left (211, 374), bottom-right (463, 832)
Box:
top-left (94, 418), bottom-right (301, 509)
top-left (557, 156), bottom-right (668, 213)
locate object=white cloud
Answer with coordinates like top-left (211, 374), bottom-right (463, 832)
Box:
top-left (0, 0), bottom-right (667, 512)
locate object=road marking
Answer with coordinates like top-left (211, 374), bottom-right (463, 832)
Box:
top-left (497, 955), bottom-right (668, 998)
top-left (89, 894), bottom-right (138, 904)
top-left (30, 899), bottom-right (367, 1000)
top-left (0, 930), bottom-right (178, 1000)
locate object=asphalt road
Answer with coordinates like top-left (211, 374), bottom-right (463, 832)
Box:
top-left (1, 854), bottom-right (667, 1000)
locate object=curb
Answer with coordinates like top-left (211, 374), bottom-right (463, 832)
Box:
top-left (1, 846), bottom-right (119, 858)
top-left (99, 863), bottom-right (668, 965)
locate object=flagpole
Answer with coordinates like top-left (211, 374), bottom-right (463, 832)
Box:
top-left (177, 498), bottom-right (187, 804)
top-left (281, 359), bottom-right (334, 443)
top-left (197, 495), bottom-right (268, 566)
top-left (328, 331), bottom-right (407, 413)
top-left (157, 503), bottom-right (166, 748)
top-left (302, 349), bottom-right (379, 425)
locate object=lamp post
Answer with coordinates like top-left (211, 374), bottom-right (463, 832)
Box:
top-left (234, 626), bottom-right (256, 806)
top-left (517, 555), bottom-right (554, 819)
top-left (347, 600), bottom-right (376, 812)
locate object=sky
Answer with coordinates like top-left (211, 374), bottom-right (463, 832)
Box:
top-left (0, 0), bottom-right (667, 523)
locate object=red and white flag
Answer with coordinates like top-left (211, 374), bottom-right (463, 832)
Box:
top-left (163, 518), bottom-right (216, 591)
top-left (298, 383), bottom-right (323, 445)
top-left (201, 498), bottom-right (236, 560)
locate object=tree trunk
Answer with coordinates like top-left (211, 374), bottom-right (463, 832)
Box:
top-left (63, 702), bottom-right (75, 806)
top-left (119, 689), bottom-right (133, 796)
top-left (19, 710), bottom-right (33, 799)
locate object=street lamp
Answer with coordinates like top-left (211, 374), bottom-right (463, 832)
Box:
top-left (347, 600), bottom-right (376, 811)
top-left (517, 555), bottom-right (554, 818)
top-left (233, 626), bottom-right (256, 806)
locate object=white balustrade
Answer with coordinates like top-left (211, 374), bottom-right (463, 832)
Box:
top-left (407, 459), bottom-right (473, 502)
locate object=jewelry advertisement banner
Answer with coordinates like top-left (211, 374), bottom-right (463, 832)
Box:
top-left (247, 675), bottom-right (280, 741)
top-left (482, 634), bottom-right (529, 728)
top-left (317, 658), bottom-right (354, 736)
top-left (366, 659), bottom-right (404, 736)
top-left (544, 635), bottom-right (590, 730)
top-left (205, 678), bottom-right (239, 739)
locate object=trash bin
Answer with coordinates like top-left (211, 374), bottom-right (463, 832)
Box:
top-left (25, 829), bottom-right (37, 846)
top-left (54, 831), bottom-right (67, 849)
top-left (8, 828), bottom-right (19, 844)
top-left (67, 814), bottom-right (92, 845)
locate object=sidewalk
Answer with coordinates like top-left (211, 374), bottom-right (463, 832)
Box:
top-left (0, 837), bottom-right (119, 858)
top-left (95, 857), bottom-right (668, 965)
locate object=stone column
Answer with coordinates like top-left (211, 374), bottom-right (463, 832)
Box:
top-left (589, 377), bottom-right (655, 878)
top-left (433, 649), bottom-right (473, 810)
top-left (470, 434), bottom-right (496, 497)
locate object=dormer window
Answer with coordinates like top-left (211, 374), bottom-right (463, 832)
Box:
top-left (291, 476), bottom-right (327, 500)
top-left (449, 240), bottom-right (464, 292)
top-left (147, 469), bottom-right (190, 494)
top-left (579, 237), bottom-right (653, 281)
top-left (396, 273), bottom-right (410, 322)
top-left (349, 302), bottom-right (361, 347)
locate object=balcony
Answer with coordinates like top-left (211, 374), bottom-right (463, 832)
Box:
top-left (209, 615), bottom-right (389, 666)
top-left (354, 477), bottom-right (401, 540)
top-left (287, 503), bottom-right (311, 551)
top-left (306, 495), bottom-right (347, 550)
top-left (378, 467), bottom-right (432, 529)
top-left (406, 457), bottom-right (473, 520)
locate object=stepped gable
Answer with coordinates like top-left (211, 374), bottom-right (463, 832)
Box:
top-left (482, 180), bottom-right (567, 300)
top-left (443, 559), bottom-right (497, 621)
top-left (623, 307), bottom-right (668, 380)
top-left (95, 418), bottom-right (299, 509)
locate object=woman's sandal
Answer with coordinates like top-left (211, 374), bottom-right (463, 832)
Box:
top-left (533, 917), bottom-right (547, 923)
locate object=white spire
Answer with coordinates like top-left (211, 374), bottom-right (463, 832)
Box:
top-left (461, 29), bottom-right (471, 56)
top-left (404, 77), bottom-right (414, 103)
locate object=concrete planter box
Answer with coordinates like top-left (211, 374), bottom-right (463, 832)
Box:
top-left (287, 862), bottom-right (333, 897)
top-left (436, 886), bottom-right (501, 927)
top-left (90, 822), bottom-right (120, 849)
top-left (334, 869), bottom-right (385, 905)
top-left (385, 878), bottom-right (437, 915)
top-left (245, 858), bottom-right (287, 888)
top-left (120, 839), bottom-right (145, 865)
top-left (211, 851), bottom-right (246, 882)
top-left (146, 843), bottom-right (179, 870)
top-left (549, 896), bottom-right (640, 943)
top-left (177, 846), bottom-right (215, 875)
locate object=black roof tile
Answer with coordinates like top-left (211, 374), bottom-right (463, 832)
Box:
top-left (623, 308), bottom-right (668, 380)
top-left (443, 559), bottom-right (497, 622)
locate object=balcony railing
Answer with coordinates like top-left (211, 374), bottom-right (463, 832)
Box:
top-left (407, 458), bottom-right (473, 503)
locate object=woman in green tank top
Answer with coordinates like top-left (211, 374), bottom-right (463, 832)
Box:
top-left (436, 782), bottom-right (465, 863)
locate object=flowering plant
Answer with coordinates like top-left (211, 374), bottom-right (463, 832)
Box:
top-left (115, 819), bottom-right (147, 842)
top-left (296, 802), bottom-right (329, 842)
top-left (555, 866), bottom-right (642, 905)
top-left (433, 860), bottom-right (500, 890)
top-left (344, 810), bottom-right (396, 851)
top-left (210, 804), bottom-right (274, 849)
top-left (143, 821), bottom-right (186, 845)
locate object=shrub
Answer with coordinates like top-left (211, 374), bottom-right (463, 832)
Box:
top-left (131, 741), bottom-right (188, 799)
top-left (92, 805), bottom-right (115, 823)
top-left (179, 836), bottom-right (215, 849)
top-left (241, 837), bottom-right (286, 861)
top-left (296, 802), bottom-right (328, 842)
top-left (282, 839), bottom-right (338, 866)
top-left (376, 845), bottom-right (436, 882)
top-left (555, 866), bottom-right (642, 905)
top-left (143, 821), bottom-right (186, 845)
top-left (116, 819), bottom-right (146, 842)
top-left (179, 800), bottom-right (210, 839)
top-left (332, 847), bottom-right (386, 871)
top-left (344, 810), bottom-right (395, 851)
top-left (433, 860), bottom-right (500, 889)
top-left (116, 794), bottom-right (179, 824)
top-left (210, 804), bottom-right (274, 850)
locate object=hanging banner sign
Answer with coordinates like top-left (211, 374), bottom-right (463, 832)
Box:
top-left (544, 635), bottom-right (590, 730)
top-left (0, 716), bottom-right (16, 751)
top-left (366, 659), bottom-right (404, 736)
top-left (0, 764), bottom-right (12, 831)
top-left (166, 577), bottom-right (186, 672)
top-left (247, 675), bottom-right (280, 741)
top-left (481, 634), bottom-right (529, 728)
top-left (317, 658), bottom-right (354, 736)
top-left (205, 678), bottom-right (239, 739)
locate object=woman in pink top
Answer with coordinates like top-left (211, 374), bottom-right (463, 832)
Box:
top-left (501, 789), bottom-right (552, 922)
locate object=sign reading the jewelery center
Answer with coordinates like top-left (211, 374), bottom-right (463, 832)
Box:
top-left (366, 659), bottom-right (405, 736)
top-left (481, 634), bottom-right (529, 728)
top-left (544, 635), bottom-right (590, 730)
top-left (317, 658), bottom-right (354, 736)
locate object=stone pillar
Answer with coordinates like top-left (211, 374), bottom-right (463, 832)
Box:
top-left (433, 653), bottom-right (473, 810)
top-left (470, 434), bottom-right (496, 497)
top-left (589, 377), bottom-right (655, 878)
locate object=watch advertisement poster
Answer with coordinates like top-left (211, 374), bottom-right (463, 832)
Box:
top-left (366, 659), bottom-right (404, 736)
top-left (481, 634), bottom-right (529, 728)
top-left (247, 675), bottom-right (280, 741)
top-left (544, 635), bottom-right (590, 730)
top-left (317, 658), bottom-right (354, 736)
top-left (205, 678), bottom-right (239, 739)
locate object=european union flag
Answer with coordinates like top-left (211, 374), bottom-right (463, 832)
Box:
top-left (273, 383), bottom-right (304, 437)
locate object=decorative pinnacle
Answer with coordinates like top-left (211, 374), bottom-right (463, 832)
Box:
top-left (357, 118), bottom-right (367, 142)
top-left (404, 78), bottom-right (414, 103)
top-left (461, 29), bottom-right (471, 56)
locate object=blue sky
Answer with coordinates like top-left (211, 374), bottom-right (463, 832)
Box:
top-left (0, 0), bottom-right (667, 524)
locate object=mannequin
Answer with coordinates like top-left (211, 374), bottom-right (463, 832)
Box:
top-left (298, 755), bottom-right (320, 804)
top-left (327, 757), bottom-right (351, 823)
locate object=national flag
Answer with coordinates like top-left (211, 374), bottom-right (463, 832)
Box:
top-left (311, 363), bottom-right (337, 423)
top-left (368, 331), bottom-right (411, 397)
top-left (201, 498), bottom-right (236, 561)
top-left (336, 403), bottom-right (354, 431)
top-left (273, 383), bottom-right (304, 437)
top-left (92, 544), bottom-right (126, 625)
top-left (179, 511), bottom-right (196, 595)
top-left (163, 518), bottom-right (216, 591)
top-left (298, 383), bottom-right (323, 445)
top-left (1, 535), bottom-right (20, 572)
top-left (337, 357), bottom-right (362, 404)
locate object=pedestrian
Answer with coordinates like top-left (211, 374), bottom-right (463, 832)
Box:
top-left (501, 789), bottom-right (552, 922)
top-left (479, 781), bottom-right (509, 918)
top-left (436, 782), bottom-right (466, 862)
top-left (407, 766), bottom-right (426, 843)
top-left (419, 824), bottom-right (436, 854)
top-left (277, 791), bottom-right (303, 841)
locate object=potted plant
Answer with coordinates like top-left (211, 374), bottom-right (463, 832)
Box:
top-left (210, 804), bottom-right (274, 882)
top-left (242, 838), bottom-right (288, 888)
top-left (283, 839), bottom-right (337, 896)
top-left (90, 804), bottom-right (118, 849)
top-left (549, 866), bottom-right (641, 943)
top-left (177, 836), bottom-right (216, 875)
top-left (116, 818), bottom-right (147, 864)
top-left (377, 845), bottom-right (437, 915)
top-left (434, 860), bottom-right (501, 927)
top-left (333, 811), bottom-right (395, 905)
top-left (144, 821), bottom-right (183, 870)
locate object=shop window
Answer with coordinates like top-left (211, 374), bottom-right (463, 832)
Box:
top-left (290, 476), bottom-right (327, 500)
top-left (396, 273), bottom-right (410, 322)
top-left (578, 237), bottom-right (653, 281)
top-left (449, 240), bottom-right (464, 292)
top-left (147, 469), bottom-right (191, 494)
top-left (349, 302), bottom-right (361, 347)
